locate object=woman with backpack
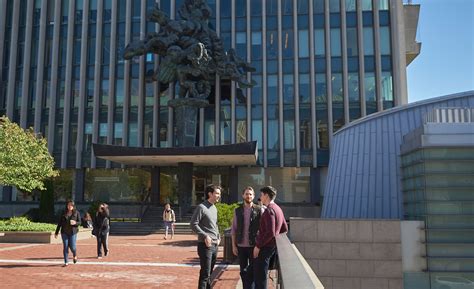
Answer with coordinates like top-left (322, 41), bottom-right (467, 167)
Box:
top-left (93, 203), bottom-right (110, 259)
top-left (162, 203), bottom-right (176, 240)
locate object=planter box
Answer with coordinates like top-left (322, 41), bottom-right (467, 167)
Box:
top-left (0, 228), bottom-right (93, 244)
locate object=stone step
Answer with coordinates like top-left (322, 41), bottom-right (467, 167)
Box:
top-left (110, 222), bottom-right (194, 235)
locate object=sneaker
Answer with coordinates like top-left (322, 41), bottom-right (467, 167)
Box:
top-left (98, 256), bottom-right (102, 259)
top-left (63, 263), bottom-right (69, 267)
top-left (73, 257), bottom-right (78, 264)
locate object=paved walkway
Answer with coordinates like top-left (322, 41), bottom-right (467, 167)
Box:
top-left (0, 234), bottom-right (241, 288)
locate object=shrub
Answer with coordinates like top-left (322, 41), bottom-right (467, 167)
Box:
top-left (0, 217), bottom-right (56, 232)
top-left (23, 208), bottom-right (40, 222)
top-left (215, 202), bottom-right (239, 235)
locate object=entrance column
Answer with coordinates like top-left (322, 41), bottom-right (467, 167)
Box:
top-left (150, 167), bottom-right (161, 206)
top-left (178, 162), bottom-right (193, 219)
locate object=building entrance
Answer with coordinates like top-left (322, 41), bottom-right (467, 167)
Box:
top-left (191, 167), bottom-right (229, 206)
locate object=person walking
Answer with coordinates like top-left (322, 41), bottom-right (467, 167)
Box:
top-left (253, 186), bottom-right (288, 289)
top-left (55, 200), bottom-right (81, 267)
top-left (190, 184), bottom-right (222, 289)
top-left (231, 186), bottom-right (261, 289)
top-left (93, 203), bottom-right (110, 259)
top-left (81, 212), bottom-right (93, 228)
top-left (163, 203), bottom-right (176, 240)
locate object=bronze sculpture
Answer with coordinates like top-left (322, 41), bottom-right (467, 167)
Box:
top-left (124, 0), bottom-right (255, 100)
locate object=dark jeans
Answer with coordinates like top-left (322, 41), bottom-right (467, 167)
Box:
top-left (61, 233), bottom-right (77, 264)
top-left (238, 246), bottom-right (255, 289)
top-left (254, 246), bottom-right (276, 289)
top-left (96, 233), bottom-right (109, 257)
top-left (197, 242), bottom-right (218, 289)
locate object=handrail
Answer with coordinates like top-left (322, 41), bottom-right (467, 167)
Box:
top-left (275, 233), bottom-right (325, 289)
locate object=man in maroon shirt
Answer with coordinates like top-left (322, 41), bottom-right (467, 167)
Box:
top-left (253, 186), bottom-right (288, 289)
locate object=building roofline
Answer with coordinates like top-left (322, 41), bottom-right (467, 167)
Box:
top-left (334, 90), bottom-right (474, 135)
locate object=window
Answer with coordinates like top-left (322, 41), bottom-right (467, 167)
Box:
top-left (363, 27), bottom-right (374, 55)
top-left (314, 29), bottom-right (325, 57)
top-left (362, 0), bottom-right (372, 11)
top-left (346, 27), bottom-right (358, 56)
top-left (379, 0), bottom-right (389, 10)
top-left (364, 72), bottom-right (376, 102)
top-left (345, 0), bottom-right (356, 12)
top-left (298, 30), bottom-right (309, 58)
top-left (330, 28), bottom-right (341, 57)
top-left (380, 26), bottom-right (391, 55)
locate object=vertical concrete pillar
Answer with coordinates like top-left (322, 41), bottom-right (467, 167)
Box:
top-left (177, 162), bottom-right (193, 219)
top-left (150, 167), bottom-right (161, 206)
top-left (229, 167), bottom-right (239, 203)
top-left (73, 169), bottom-right (85, 202)
top-left (310, 167), bottom-right (321, 205)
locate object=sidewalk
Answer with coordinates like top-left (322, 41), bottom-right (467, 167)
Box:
top-left (0, 234), bottom-right (240, 288)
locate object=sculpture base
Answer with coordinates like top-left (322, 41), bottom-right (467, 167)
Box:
top-left (168, 98), bottom-right (209, 147)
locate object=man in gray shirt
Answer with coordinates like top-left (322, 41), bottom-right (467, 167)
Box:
top-left (190, 184), bottom-right (222, 289)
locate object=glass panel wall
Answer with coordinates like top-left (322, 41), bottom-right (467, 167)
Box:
top-left (238, 167), bottom-right (311, 202)
top-left (84, 168), bottom-right (151, 202)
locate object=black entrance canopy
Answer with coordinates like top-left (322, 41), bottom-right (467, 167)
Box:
top-left (92, 141), bottom-right (258, 166)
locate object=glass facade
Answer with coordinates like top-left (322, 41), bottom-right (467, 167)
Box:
top-left (402, 147), bottom-right (474, 287)
top-left (0, 0), bottom-right (405, 205)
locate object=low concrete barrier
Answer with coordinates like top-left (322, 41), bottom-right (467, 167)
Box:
top-left (276, 233), bottom-right (325, 289)
top-left (0, 228), bottom-right (93, 244)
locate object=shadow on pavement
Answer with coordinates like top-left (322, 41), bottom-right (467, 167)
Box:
top-left (0, 264), bottom-right (59, 269)
top-left (160, 240), bottom-right (196, 247)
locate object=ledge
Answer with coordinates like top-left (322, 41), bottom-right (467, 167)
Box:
top-left (0, 228), bottom-right (93, 244)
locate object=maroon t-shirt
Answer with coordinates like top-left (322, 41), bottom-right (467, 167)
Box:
top-left (255, 202), bottom-right (288, 248)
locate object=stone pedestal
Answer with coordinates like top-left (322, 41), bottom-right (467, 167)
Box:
top-left (168, 98), bottom-right (209, 147)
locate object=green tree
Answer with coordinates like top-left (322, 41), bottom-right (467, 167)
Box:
top-left (0, 116), bottom-right (59, 192)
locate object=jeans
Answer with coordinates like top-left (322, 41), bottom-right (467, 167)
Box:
top-left (61, 233), bottom-right (77, 264)
top-left (96, 232), bottom-right (109, 257)
top-left (164, 221), bottom-right (174, 238)
top-left (197, 242), bottom-right (218, 289)
top-left (238, 246), bottom-right (255, 289)
top-left (254, 246), bottom-right (276, 289)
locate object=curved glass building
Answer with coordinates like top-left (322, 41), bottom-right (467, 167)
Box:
top-left (0, 0), bottom-right (420, 216)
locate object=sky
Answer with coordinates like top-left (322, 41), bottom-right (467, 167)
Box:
top-left (406, 0), bottom-right (474, 103)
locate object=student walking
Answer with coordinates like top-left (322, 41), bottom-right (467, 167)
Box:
top-left (93, 203), bottom-right (110, 259)
top-left (231, 186), bottom-right (261, 289)
top-left (163, 203), bottom-right (176, 240)
top-left (55, 200), bottom-right (81, 267)
top-left (253, 186), bottom-right (288, 289)
top-left (190, 184), bottom-right (222, 289)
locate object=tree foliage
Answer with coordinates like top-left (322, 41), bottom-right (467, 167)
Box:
top-left (216, 202), bottom-right (239, 235)
top-left (0, 116), bottom-right (59, 192)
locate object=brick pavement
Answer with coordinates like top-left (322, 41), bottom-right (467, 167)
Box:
top-left (0, 234), bottom-right (241, 289)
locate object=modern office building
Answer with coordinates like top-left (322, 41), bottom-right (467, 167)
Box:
top-left (321, 92), bottom-right (474, 288)
top-left (322, 91), bottom-right (474, 219)
top-left (0, 0), bottom-right (420, 216)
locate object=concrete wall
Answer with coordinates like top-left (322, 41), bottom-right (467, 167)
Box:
top-left (290, 219), bottom-right (406, 289)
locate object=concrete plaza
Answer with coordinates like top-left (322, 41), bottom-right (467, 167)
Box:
top-left (0, 234), bottom-right (241, 288)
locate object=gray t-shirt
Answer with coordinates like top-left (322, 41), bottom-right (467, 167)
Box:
top-left (190, 200), bottom-right (220, 242)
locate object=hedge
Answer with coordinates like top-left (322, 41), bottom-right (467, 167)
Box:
top-left (0, 217), bottom-right (56, 232)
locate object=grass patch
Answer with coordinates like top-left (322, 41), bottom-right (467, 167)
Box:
top-left (0, 217), bottom-right (56, 232)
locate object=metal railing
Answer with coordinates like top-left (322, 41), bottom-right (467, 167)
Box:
top-left (275, 233), bottom-right (325, 289)
top-left (424, 107), bottom-right (474, 124)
